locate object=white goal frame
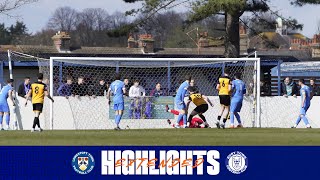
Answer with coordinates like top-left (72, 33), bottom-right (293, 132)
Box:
top-left (49, 57), bottom-right (261, 130)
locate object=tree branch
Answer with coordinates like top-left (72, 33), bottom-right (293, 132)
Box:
top-left (0, 0), bottom-right (38, 14)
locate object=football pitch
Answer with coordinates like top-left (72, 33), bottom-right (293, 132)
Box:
top-left (0, 128), bottom-right (320, 146)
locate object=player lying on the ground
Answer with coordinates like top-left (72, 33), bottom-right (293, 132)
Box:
top-left (0, 79), bottom-right (16, 130)
top-left (165, 105), bottom-right (209, 128)
top-left (186, 86), bottom-right (214, 128)
top-left (292, 79), bottom-right (312, 129)
top-left (229, 73), bottom-right (246, 129)
top-left (216, 68), bottom-right (232, 129)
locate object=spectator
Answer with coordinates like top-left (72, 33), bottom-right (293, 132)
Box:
top-left (190, 79), bottom-right (195, 87)
top-left (260, 80), bottom-right (271, 96)
top-left (187, 79), bottom-right (199, 90)
top-left (123, 78), bottom-right (130, 96)
top-left (281, 77), bottom-right (298, 97)
top-left (128, 80), bottom-right (145, 119)
top-left (72, 76), bottom-right (88, 96)
top-left (57, 76), bottom-right (73, 97)
top-left (94, 79), bottom-right (108, 96)
top-left (247, 82), bottom-right (254, 96)
top-left (310, 78), bottom-right (320, 96)
top-left (129, 80), bottom-right (145, 97)
top-left (18, 77), bottom-right (31, 98)
top-left (150, 83), bottom-right (166, 97)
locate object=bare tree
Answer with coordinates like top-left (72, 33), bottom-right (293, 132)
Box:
top-left (0, 0), bottom-right (37, 15)
top-left (47, 6), bottom-right (78, 31)
top-left (76, 8), bottom-right (111, 46)
top-left (110, 11), bottom-right (128, 29)
top-left (137, 11), bottom-right (184, 48)
top-left (77, 8), bottom-right (110, 31)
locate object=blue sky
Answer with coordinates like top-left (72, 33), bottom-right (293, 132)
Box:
top-left (0, 0), bottom-right (319, 38)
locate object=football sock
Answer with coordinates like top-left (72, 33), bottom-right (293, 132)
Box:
top-left (230, 112), bottom-right (235, 126)
top-left (115, 115), bottom-right (120, 127)
top-left (301, 116), bottom-right (310, 126)
top-left (188, 111), bottom-right (197, 123)
top-left (177, 114), bottom-right (183, 124)
top-left (36, 117), bottom-right (41, 128)
top-left (0, 115), bottom-right (3, 127)
top-left (32, 117), bottom-right (37, 129)
top-left (198, 114), bottom-right (207, 122)
top-left (183, 114), bottom-right (187, 125)
top-left (5, 114), bottom-right (10, 126)
top-left (223, 118), bottom-right (227, 124)
top-left (118, 114), bottom-right (122, 127)
top-left (235, 112), bottom-right (241, 124)
top-left (188, 115), bottom-right (193, 123)
top-left (295, 117), bottom-right (301, 126)
top-left (217, 116), bottom-right (221, 121)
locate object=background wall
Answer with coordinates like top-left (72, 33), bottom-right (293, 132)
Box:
top-left (5, 96), bottom-right (319, 130)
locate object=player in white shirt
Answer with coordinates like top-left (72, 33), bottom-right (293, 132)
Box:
top-left (128, 80), bottom-right (146, 119)
top-left (129, 80), bottom-right (146, 97)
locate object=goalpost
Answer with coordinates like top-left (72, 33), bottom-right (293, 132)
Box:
top-left (43, 57), bottom-right (261, 130)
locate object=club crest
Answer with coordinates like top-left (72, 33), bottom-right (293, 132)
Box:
top-left (226, 151), bottom-right (248, 174)
top-left (72, 151), bottom-right (95, 174)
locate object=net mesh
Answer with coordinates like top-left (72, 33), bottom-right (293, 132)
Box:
top-left (8, 52), bottom-right (258, 130)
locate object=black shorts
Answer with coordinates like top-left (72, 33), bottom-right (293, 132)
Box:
top-left (33, 103), bottom-right (43, 112)
top-left (194, 104), bottom-right (208, 114)
top-left (219, 95), bottom-right (231, 106)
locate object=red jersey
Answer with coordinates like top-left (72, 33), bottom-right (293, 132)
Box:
top-left (176, 117), bottom-right (204, 128)
top-left (189, 117), bottom-right (204, 128)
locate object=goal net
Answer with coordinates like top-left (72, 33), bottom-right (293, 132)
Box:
top-left (7, 52), bottom-right (261, 130)
top-left (45, 57), bottom-right (260, 130)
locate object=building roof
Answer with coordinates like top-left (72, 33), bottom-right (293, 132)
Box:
top-left (0, 45), bottom-right (228, 56)
top-left (249, 32), bottom-right (290, 49)
top-left (0, 40), bottom-right (315, 62)
top-left (256, 49), bottom-right (312, 61)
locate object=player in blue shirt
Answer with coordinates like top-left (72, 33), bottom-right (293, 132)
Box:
top-left (107, 74), bottom-right (126, 130)
top-left (0, 79), bottom-right (15, 130)
top-left (292, 79), bottom-right (312, 128)
top-left (174, 75), bottom-right (191, 128)
top-left (229, 73), bottom-right (246, 128)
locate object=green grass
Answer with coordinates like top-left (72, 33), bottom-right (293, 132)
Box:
top-left (0, 128), bottom-right (319, 146)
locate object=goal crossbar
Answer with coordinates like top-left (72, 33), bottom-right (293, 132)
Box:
top-left (50, 57), bottom-right (260, 62)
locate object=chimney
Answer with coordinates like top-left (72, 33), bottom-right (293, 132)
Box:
top-left (127, 33), bottom-right (137, 48)
top-left (198, 32), bottom-right (209, 48)
top-left (52, 31), bottom-right (71, 52)
top-left (311, 34), bottom-right (320, 47)
top-left (138, 34), bottom-right (155, 53)
top-left (276, 17), bottom-right (283, 35)
top-left (239, 25), bottom-right (247, 35)
top-left (239, 25), bottom-right (249, 51)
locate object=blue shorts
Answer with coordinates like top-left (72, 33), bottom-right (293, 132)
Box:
top-left (230, 99), bottom-right (243, 113)
top-left (300, 105), bottom-right (310, 115)
top-left (114, 103), bottom-right (124, 111)
top-left (0, 102), bottom-right (9, 113)
top-left (176, 101), bottom-right (186, 110)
